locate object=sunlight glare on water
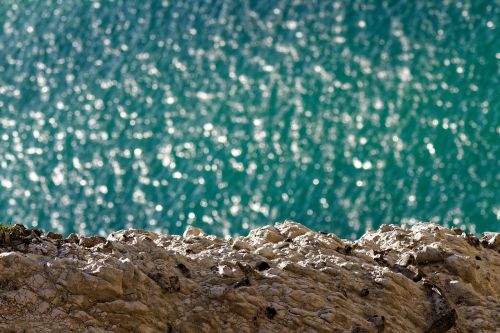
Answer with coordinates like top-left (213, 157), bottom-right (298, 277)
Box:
top-left (0, 0), bottom-right (498, 238)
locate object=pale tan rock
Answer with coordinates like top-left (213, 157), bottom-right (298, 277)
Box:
top-left (0, 222), bottom-right (498, 332)
top-left (183, 225), bottom-right (206, 238)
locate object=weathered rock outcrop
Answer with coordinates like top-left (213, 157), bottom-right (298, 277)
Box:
top-left (0, 222), bottom-right (498, 332)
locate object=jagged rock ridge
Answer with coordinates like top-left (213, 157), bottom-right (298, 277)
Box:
top-left (0, 222), bottom-right (498, 332)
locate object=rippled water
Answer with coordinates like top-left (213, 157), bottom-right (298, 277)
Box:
top-left (0, 1), bottom-right (498, 238)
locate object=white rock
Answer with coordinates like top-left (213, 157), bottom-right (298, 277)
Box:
top-left (182, 226), bottom-right (206, 238)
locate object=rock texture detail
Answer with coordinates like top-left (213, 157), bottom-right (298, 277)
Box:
top-left (0, 222), bottom-right (498, 332)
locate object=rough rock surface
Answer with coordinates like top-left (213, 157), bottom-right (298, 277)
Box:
top-left (0, 222), bottom-right (498, 333)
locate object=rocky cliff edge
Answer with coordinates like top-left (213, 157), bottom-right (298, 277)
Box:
top-left (0, 222), bottom-right (498, 332)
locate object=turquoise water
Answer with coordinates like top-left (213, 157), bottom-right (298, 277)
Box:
top-left (0, 1), bottom-right (498, 238)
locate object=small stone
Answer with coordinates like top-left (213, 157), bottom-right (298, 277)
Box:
top-left (275, 221), bottom-right (310, 239)
top-left (248, 226), bottom-right (284, 243)
top-left (379, 224), bottom-right (395, 232)
top-left (464, 233), bottom-right (480, 247)
top-left (256, 246), bottom-right (275, 259)
top-left (337, 244), bottom-right (353, 255)
top-left (79, 236), bottom-right (106, 248)
top-left (65, 233), bottom-right (80, 244)
top-left (208, 286), bottom-right (226, 299)
top-left (148, 273), bottom-right (180, 292)
top-left (11, 224), bottom-right (32, 237)
top-left (237, 262), bottom-right (253, 274)
top-left (412, 273), bottom-right (424, 282)
top-left (480, 233), bottom-right (499, 250)
top-left (232, 239), bottom-right (252, 251)
top-left (233, 276), bottom-right (250, 288)
top-left (397, 253), bottom-right (416, 266)
top-left (183, 226), bottom-right (206, 238)
top-left (415, 245), bottom-right (446, 264)
top-left (46, 232), bottom-right (63, 240)
top-left (96, 241), bottom-right (114, 253)
top-left (367, 315), bottom-right (385, 332)
top-left (218, 265), bottom-right (234, 277)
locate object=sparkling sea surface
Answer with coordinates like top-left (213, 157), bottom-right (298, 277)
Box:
top-left (0, 0), bottom-right (498, 238)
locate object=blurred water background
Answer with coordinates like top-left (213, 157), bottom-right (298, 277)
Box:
top-left (0, 0), bottom-right (498, 238)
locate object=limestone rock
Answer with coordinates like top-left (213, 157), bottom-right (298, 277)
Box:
top-left (183, 226), bottom-right (206, 238)
top-left (0, 222), bottom-right (498, 332)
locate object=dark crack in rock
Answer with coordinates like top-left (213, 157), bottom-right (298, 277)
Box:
top-left (423, 281), bottom-right (457, 333)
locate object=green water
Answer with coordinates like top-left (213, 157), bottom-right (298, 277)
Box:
top-left (0, 0), bottom-right (498, 238)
